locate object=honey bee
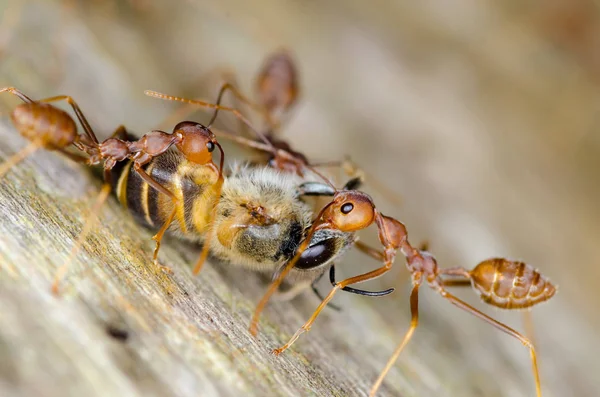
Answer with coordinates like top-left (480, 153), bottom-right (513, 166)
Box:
top-left (141, 50), bottom-right (394, 298)
top-left (111, 145), bottom-right (356, 294)
top-left (0, 50), bottom-right (556, 397)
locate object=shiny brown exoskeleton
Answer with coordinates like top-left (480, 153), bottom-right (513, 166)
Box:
top-left (144, 50), bottom-right (401, 215)
top-left (0, 87), bottom-right (97, 178)
top-left (0, 87), bottom-right (116, 294)
top-left (249, 186), bottom-right (555, 397)
top-left (0, 87), bottom-right (225, 291)
top-left (468, 258), bottom-right (556, 309)
top-left (145, 51), bottom-right (339, 181)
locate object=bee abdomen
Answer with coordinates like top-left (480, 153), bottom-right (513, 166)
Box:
top-left (470, 258), bottom-right (556, 309)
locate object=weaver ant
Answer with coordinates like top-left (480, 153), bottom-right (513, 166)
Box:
top-left (0, 87), bottom-right (224, 292)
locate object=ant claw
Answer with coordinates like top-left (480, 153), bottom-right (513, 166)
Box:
top-left (152, 260), bottom-right (173, 275)
top-left (271, 348), bottom-right (284, 356)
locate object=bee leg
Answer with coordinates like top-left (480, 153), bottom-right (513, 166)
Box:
top-left (191, 178), bottom-right (224, 275)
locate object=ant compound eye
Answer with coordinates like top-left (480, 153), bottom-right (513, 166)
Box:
top-left (325, 191), bottom-right (375, 232)
top-left (341, 202), bottom-right (354, 214)
top-left (206, 141), bottom-right (215, 152)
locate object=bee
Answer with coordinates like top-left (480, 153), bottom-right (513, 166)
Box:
top-left (143, 50), bottom-right (396, 299)
top-left (110, 145), bottom-right (358, 295)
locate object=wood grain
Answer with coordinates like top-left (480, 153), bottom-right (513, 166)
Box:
top-left (0, 1), bottom-right (599, 397)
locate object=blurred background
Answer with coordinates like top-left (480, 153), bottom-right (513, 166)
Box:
top-left (0, 0), bottom-right (599, 396)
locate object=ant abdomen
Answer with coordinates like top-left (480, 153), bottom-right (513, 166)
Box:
top-left (11, 102), bottom-right (77, 149)
top-left (470, 258), bottom-right (556, 309)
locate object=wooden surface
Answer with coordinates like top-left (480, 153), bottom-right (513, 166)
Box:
top-left (1, 1), bottom-right (599, 396)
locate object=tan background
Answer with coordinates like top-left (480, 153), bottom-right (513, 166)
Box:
top-left (0, 0), bottom-right (598, 396)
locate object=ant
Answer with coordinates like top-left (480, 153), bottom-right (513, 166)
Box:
top-left (249, 185), bottom-right (555, 397)
top-left (0, 87), bottom-right (224, 292)
top-left (145, 52), bottom-right (403, 308)
top-left (146, 50), bottom-right (402, 207)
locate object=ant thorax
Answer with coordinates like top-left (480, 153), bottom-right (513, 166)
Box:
top-left (209, 165), bottom-right (355, 280)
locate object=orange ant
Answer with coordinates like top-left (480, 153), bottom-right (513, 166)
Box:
top-left (145, 50), bottom-right (401, 207)
top-left (77, 120), bottom-right (225, 276)
top-left (0, 87), bottom-right (224, 291)
top-left (248, 185), bottom-right (555, 397)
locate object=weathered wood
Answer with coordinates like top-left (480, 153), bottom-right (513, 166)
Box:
top-left (0, 120), bottom-right (395, 397)
top-left (1, 1), bottom-right (599, 397)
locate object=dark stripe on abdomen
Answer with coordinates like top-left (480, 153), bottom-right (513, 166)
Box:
top-left (125, 163), bottom-right (152, 227)
top-left (181, 176), bottom-right (201, 231)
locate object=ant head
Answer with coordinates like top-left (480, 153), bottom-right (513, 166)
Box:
top-left (319, 190), bottom-right (376, 232)
top-left (173, 121), bottom-right (221, 165)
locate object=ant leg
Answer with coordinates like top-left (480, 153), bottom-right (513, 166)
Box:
top-left (207, 82), bottom-right (273, 129)
top-left (522, 311), bottom-right (538, 358)
top-left (145, 90), bottom-right (274, 148)
top-left (440, 278), bottom-right (471, 287)
top-left (329, 264), bottom-right (394, 297)
top-left (0, 87), bottom-right (34, 103)
top-left (439, 271), bottom-right (539, 349)
top-left (38, 95), bottom-right (99, 145)
top-left (250, 203), bottom-right (335, 336)
top-left (51, 182), bottom-right (112, 295)
top-left (152, 69), bottom-right (239, 132)
top-left (438, 288), bottom-right (542, 397)
top-left (369, 280), bottom-right (421, 397)
top-left (311, 269), bottom-right (341, 311)
top-left (57, 149), bottom-right (89, 164)
top-left (109, 125), bottom-right (130, 140)
top-left (272, 261), bottom-right (393, 355)
top-left (0, 140), bottom-right (42, 178)
top-left (133, 163), bottom-right (179, 275)
top-left (212, 127), bottom-right (275, 152)
top-left (191, 143), bottom-right (225, 276)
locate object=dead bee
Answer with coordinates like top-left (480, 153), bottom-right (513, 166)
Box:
top-left (111, 147), bottom-right (358, 294)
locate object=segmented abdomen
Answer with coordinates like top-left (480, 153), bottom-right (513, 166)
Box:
top-left (11, 103), bottom-right (76, 149)
top-left (470, 258), bottom-right (556, 309)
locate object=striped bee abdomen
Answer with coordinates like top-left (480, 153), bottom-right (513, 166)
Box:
top-left (110, 151), bottom-right (219, 240)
